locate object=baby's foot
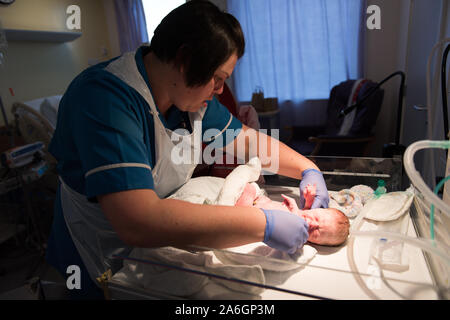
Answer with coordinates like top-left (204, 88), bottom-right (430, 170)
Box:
top-left (236, 183), bottom-right (257, 207)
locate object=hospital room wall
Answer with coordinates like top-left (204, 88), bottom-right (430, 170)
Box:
top-left (357, 0), bottom-right (447, 158)
top-left (0, 0), bottom-right (120, 128)
top-left (363, 0), bottom-right (411, 156)
top-left (399, 0), bottom-right (449, 179)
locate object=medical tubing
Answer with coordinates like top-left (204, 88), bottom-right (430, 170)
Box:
top-left (403, 140), bottom-right (450, 218)
top-left (430, 175), bottom-right (450, 241)
top-left (350, 230), bottom-right (450, 268)
top-left (426, 38), bottom-right (450, 186)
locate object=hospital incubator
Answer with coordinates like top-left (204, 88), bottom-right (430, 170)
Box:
top-left (93, 148), bottom-right (450, 300)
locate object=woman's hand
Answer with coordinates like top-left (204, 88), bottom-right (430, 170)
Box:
top-left (299, 169), bottom-right (329, 209)
top-left (260, 208), bottom-right (309, 254)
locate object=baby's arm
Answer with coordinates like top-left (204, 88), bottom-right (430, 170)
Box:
top-left (280, 194), bottom-right (318, 233)
top-left (303, 184), bottom-right (316, 210)
top-left (281, 194), bottom-right (301, 214)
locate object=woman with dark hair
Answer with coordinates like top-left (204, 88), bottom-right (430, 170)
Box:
top-left (45, 0), bottom-right (329, 299)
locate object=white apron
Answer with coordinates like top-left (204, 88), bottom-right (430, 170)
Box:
top-left (60, 49), bottom-right (206, 283)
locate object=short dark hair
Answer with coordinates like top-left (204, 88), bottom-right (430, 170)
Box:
top-left (149, 0), bottom-right (245, 87)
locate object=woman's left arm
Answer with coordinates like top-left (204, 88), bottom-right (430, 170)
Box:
top-left (229, 124), bottom-right (329, 208)
top-left (229, 124), bottom-right (316, 176)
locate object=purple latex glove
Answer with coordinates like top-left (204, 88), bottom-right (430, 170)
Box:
top-left (261, 209), bottom-right (309, 254)
top-left (299, 168), bottom-right (329, 209)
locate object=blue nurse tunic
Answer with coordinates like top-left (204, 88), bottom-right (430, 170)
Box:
top-left (45, 46), bottom-right (242, 299)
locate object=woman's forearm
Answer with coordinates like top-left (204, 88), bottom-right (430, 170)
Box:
top-left (230, 125), bottom-right (319, 179)
top-left (99, 189), bottom-right (266, 249)
top-left (156, 198), bottom-right (267, 248)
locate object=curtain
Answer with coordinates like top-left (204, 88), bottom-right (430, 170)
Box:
top-left (228, 0), bottom-right (365, 127)
top-left (114, 0), bottom-right (149, 54)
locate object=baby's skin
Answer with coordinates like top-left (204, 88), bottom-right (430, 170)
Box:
top-left (236, 183), bottom-right (350, 246)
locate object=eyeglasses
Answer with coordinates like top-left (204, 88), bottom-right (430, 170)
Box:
top-left (213, 75), bottom-right (225, 91)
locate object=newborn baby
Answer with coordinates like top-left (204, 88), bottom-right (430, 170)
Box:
top-left (236, 184), bottom-right (350, 246)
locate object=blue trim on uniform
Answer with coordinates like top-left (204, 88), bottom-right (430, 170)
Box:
top-left (202, 97), bottom-right (243, 148)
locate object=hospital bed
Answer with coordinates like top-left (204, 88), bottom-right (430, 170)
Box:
top-left (9, 96), bottom-right (61, 194)
top-left (99, 155), bottom-right (450, 300)
top-left (11, 96), bottom-right (60, 165)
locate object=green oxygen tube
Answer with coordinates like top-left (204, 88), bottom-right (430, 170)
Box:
top-left (374, 179), bottom-right (387, 198)
top-left (430, 175), bottom-right (450, 243)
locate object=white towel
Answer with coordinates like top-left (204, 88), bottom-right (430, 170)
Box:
top-left (214, 243), bottom-right (317, 272)
top-left (216, 157), bottom-right (261, 205)
top-left (167, 176), bottom-right (225, 204)
top-left (113, 247), bottom-right (265, 298)
top-left (362, 186), bottom-right (415, 222)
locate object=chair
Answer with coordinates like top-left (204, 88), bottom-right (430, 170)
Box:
top-left (288, 79), bottom-right (384, 157)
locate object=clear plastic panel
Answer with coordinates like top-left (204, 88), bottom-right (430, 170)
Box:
top-left (265, 156), bottom-right (403, 191)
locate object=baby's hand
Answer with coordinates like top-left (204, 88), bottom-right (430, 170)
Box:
top-left (303, 184), bottom-right (316, 210)
top-left (281, 194), bottom-right (318, 234)
top-left (281, 194), bottom-right (302, 215)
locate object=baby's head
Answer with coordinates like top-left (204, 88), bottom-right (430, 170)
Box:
top-left (300, 208), bottom-right (350, 246)
top-left (236, 183), bottom-right (350, 246)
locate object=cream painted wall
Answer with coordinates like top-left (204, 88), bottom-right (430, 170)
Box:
top-left (363, 0), bottom-right (412, 156)
top-left (364, 0), bottom-right (446, 158)
top-left (0, 0), bottom-right (120, 127)
top-left (102, 0), bottom-right (121, 58)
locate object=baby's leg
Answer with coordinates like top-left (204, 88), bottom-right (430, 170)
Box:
top-left (236, 183), bottom-right (257, 207)
top-left (303, 184), bottom-right (316, 209)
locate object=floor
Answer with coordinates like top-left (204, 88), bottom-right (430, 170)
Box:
top-left (0, 232), bottom-right (70, 300)
top-left (0, 171), bottom-right (72, 299)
